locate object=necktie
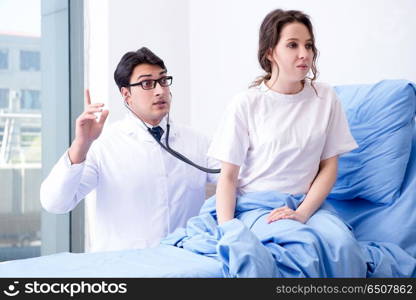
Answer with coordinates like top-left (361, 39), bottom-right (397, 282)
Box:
top-left (150, 126), bottom-right (164, 141)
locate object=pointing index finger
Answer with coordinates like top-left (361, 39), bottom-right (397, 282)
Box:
top-left (85, 89), bottom-right (91, 109)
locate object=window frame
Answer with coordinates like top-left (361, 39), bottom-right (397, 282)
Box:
top-left (40, 0), bottom-right (84, 256)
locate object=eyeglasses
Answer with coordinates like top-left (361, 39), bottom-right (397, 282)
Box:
top-left (128, 76), bottom-right (173, 90)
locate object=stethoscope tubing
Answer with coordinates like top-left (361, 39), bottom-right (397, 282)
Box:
top-left (124, 103), bottom-right (221, 174)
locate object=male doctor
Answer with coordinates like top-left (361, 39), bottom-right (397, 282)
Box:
top-left (40, 47), bottom-right (218, 252)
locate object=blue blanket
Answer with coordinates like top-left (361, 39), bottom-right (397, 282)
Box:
top-left (1, 191), bottom-right (414, 277)
top-left (0, 244), bottom-right (223, 277)
top-left (162, 191), bottom-right (416, 277)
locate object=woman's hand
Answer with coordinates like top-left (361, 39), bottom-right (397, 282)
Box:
top-left (266, 206), bottom-right (308, 224)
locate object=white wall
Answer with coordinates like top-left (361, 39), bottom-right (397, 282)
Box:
top-left (87, 0), bottom-right (416, 137)
top-left (86, 0), bottom-right (190, 126)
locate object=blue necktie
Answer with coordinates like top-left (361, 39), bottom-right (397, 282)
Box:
top-left (150, 126), bottom-right (164, 141)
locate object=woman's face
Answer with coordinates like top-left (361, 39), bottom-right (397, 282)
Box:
top-left (268, 22), bottom-right (314, 83)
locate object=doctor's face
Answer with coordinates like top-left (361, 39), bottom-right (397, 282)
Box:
top-left (122, 63), bottom-right (171, 126)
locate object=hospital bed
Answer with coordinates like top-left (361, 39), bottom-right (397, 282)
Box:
top-left (1, 79), bottom-right (415, 277)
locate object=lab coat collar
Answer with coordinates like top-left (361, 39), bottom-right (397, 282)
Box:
top-left (120, 111), bottom-right (178, 142)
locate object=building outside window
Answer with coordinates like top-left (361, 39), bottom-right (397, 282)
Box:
top-left (0, 49), bottom-right (8, 70)
top-left (20, 90), bottom-right (41, 110)
top-left (0, 88), bottom-right (9, 109)
top-left (0, 1), bottom-right (42, 261)
top-left (20, 50), bottom-right (40, 71)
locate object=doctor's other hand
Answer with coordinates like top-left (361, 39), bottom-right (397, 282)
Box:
top-left (68, 89), bottom-right (109, 164)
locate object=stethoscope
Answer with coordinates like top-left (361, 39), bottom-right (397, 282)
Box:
top-left (123, 102), bottom-right (221, 174)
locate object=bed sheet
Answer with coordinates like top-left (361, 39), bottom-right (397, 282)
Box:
top-left (0, 244), bottom-right (222, 278)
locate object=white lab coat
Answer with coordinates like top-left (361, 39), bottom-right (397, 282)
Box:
top-left (40, 113), bottom-right (218, 252)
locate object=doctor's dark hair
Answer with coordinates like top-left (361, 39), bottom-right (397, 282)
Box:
top-left (114, 47), bottom-right (166, 91)
top-left (251, 9), bottom-right (319, 87)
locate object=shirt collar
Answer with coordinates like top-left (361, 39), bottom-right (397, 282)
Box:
top-left (121, 111), bottom-right (178, 142)
top-left (258, 80), bottom-right (313, 102)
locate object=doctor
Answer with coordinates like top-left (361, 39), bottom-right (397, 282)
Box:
top-left (40, 47), bottom-right (218, 252)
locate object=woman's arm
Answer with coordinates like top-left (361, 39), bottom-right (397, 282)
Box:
top-left (296, 155), bottom-right (338, 220)
top-left (216, 161), bottom-right (240, 224)
top-left (267, 155), bottom-right (338, 224)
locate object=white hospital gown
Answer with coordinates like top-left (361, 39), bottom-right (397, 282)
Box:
top-left (207, 81), bottom-right (358, 195)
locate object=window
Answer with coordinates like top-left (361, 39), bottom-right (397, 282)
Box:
top-left (20, 50), bottom-right (40, 71)
top-left (0, 88), bottom-right (9, 109)
top-left (20, 127), bottom-right (41, 164)
top-left (0, 0), bottom-right (77, 262)
top-left (0, 49), bottom-right (8, 70)
top-left (20, 90), bottom-right (41, 110)
top-left (1, 2), bottom-right (42, 262)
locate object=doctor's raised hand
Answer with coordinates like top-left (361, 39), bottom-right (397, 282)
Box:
top-left (68, 89), bottom-right (109, 164)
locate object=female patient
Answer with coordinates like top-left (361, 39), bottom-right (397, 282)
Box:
top-left (209, 8), bottom-right (357, 224)
top-left (207, 9), bottom-right (366, 276)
